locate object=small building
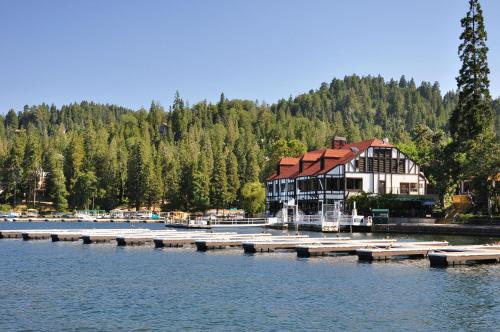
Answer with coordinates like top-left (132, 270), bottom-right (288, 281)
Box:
top-left (266, 137), bottom-right (428, 215)
top-left (159, 123), bottom-right (169, 136)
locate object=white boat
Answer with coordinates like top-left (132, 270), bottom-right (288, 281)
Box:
top-left (74, 213), bottom-right (95, 221)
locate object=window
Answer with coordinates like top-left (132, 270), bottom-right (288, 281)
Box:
top-left (410, 183), bottom-right (418, 193)
top-left (267, 183), bottom-right (273, 194)
top-left (298, 179), bottom-right (307, 192)
top-left (280, 183), bottom-right (286, 193)
top-left (325, 177), bottom-right (344, 191)
top-left (358, 158), bottom-right (365, 172)
top-left (309, 178), bottom-right (318, 191)
top-left (398, 159), bottom-right (405, 173)
top-left (346, 178), bottom-right (363, 191)
top-left (400, 183), bottom-right (409, 195)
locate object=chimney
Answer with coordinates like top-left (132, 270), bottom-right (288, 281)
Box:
top-left (332, 136), bottom-right (347, 149)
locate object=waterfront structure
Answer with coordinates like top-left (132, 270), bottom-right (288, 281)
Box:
top-left (266, 137), bottom-right (427, 215)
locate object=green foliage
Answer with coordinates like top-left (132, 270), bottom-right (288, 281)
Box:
top-left (241, 182), bottom-right (265, 216)
top-left (72, 171), bottom-right (97, 209)
top-left (0, 71), bottom-right (498, 212)
top-left (127, 139), bottom-right (158, 210)
top-left (450, 0), bottom-right (492, 143)
top-left (210, 148), bottom-right (228, 209)
top-left (448, 0), bottom-right (499, 213)
top-left (348, 193), bottom-right (433, 218)
top-left (45, 149), bottom-right (68, 211)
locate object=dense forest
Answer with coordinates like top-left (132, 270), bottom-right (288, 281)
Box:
top-left (0, 74), bottom-right (498, 213)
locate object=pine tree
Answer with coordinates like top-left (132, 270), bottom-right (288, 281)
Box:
top-left (64, 134), bottom-right (84, 208)
top-left (22, 132), bottom-right (42, 205)
top-left (127, 140), bottom-right (155, 210)
top-left (192, 170), bottom-right (210, 211)
top-left (3, 144), bottom-right (23, 206)
top-left (450, 0), bottom-right (493, 143)
top-left (5, 110), bottom-right (18, 129)
top-left (449, 0), bottom-right (498, 212)
top-left (226, 151), bottom-right (240, 206)
top-left (73, 171), bottom-right (97, 210)
top-left (210, 148), bottom-right (228, 209)
top-left (45, 149), bottom-right (68, 211)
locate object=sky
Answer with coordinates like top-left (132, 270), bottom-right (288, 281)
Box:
top-left (1, 0), bottom-right (499, 113)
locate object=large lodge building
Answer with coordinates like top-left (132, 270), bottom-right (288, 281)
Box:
top-left (266, 137), bottom-right (428, 215)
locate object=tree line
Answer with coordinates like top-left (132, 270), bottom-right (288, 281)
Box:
top-left (0, 74), bottom-right (480, 213)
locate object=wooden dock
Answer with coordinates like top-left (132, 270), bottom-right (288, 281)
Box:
top-left (2, 227), bottom-right (500, 268)
top-left (428, 245), bottom-right (500, 267)
top-left (295, 239), bottom-right (398, 257)
top-left (241, 237), bottom-right (351, 253)
top-left (195, 235), bottom-right (306, 251)
top-left (115, 231), bottom-right (231, 246)
top-left (81, 229), bottom-right (160, 244)
top-left (0, 229), bottom-right (75, 240)
top-left (154, 233), bottom-right (268, 248)
top-left (356, 241), bottom-right (450, 261)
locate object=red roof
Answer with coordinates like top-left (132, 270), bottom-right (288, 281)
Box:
top-left (323, 149), bottom-right (350, 158)
top-left (279, 157), bottom-right (300, 166)
top-left (267, 138), bottom-right (393, 181)
top-left (301, 149), bottom-right (325, 161)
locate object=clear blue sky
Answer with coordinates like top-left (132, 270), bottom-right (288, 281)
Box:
top-left (1, 0), bottom-right (499, 113)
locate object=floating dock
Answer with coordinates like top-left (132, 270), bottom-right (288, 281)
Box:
top-left (1, 227), bottom-right (499, 268)
top-left (116, 231), bottom-right (234, 246)
top-left (295, 239), bottom-right (398, 257)
top-left (428, 245), bottom-right (500, 267)
top-left (356, 241), bottom-right (450, 261)
top-left (195, 235), bottom-right (306, 251)
top-left (155, 233), bottom-right (267, 248)
top-left (241, 237), bottom-right (351, 253)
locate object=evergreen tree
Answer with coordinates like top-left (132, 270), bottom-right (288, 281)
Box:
top-left (226, 151), bottom-right (240, 206)
top-left (73, 171), bottom-right (97, 209)
top-left (449, 0), bottom-right (498, 212)
top-left (210, 148), bottom-right (228, 209)
top-left (5, 110), bottom-right (18, 129)
top-left (3, 144), bottom-right (23, 206)
top-left (450, 0), bottom-right (493, 143)
top-left (191, 170), bottom-right (210, 211)
top-left (22, 132), bottom-right (42, 205)
top-left (127, 140), bottom-right (155, 210)
top-left (45, 149), bottom-right (68, 211)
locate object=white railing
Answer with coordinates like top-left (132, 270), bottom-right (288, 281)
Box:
top-left (210, 218), bottom-right (270, 226)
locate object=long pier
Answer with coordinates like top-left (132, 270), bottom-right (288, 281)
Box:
top-left (1, 227), bottom-right (499, 268)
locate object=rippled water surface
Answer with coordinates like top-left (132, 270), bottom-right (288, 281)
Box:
top-left (0, 222), bottom-right (499, 331)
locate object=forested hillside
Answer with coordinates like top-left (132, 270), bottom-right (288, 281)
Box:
top-left (0, 75), bottom-right (497, 212)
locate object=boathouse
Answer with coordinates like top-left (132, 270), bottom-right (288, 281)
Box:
top-left (266, 137), bottom-right (428, 215)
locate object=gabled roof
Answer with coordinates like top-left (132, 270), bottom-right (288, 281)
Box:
top-left (267, 138), bottom-right (394, 181)
top-left (301, 149), bottom-right (325, 161)
top-left (279, 157), bottom-right (300, 166)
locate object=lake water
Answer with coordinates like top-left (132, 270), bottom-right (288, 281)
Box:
top-left (0, 222), bottom-right (499, 331)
